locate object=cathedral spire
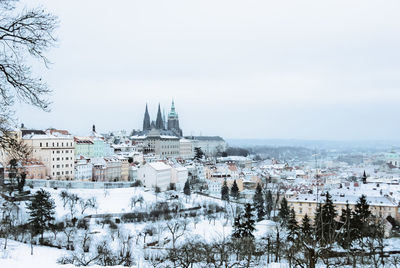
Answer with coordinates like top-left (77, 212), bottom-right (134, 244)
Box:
top-left (162, 108), bottom-right (167, 129)
top-left (143, 103), bottom-right (151, 131)
top-left (155, 103), bottom-right (164, 130)
top-left (169, 99), bottom-right (177, 117)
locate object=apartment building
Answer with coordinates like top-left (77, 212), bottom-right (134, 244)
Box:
top-left (179, 138), bottom-right (194, 159)
top-left (23, 133), bottom-right (75, 180)
top-left (75, 158), bottom-right (93, 181)
top-left (104, 157), bottom-right (122, 181)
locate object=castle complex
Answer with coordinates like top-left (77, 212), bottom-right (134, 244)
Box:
top-left (142, 100), bottom-right (182, 137)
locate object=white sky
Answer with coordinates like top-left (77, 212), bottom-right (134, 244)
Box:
top-left (16, 0), bottom-right (400, 140)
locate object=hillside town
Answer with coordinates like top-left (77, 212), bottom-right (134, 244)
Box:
top-left (2, 102), bottom-right (400, 230)
top-left (2, 0), bottom-right (400, 267)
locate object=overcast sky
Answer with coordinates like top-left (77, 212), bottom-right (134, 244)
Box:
top-left (16, 0), bottom-right (400, 140)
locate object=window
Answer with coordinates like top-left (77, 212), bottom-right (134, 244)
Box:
top-left (40, 142), bottom-right (42, 147)
top-left (57, 157), bottom-right (60, 161)
top-left (46, 142), bottom-right (48, 147)
top-left (56, 165), bottom-right (60, 168)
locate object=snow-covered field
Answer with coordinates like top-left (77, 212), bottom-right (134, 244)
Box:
top-left (0, 186), bottom-right (274, 267)
top-left (2, 186), bottom-right (400, 267)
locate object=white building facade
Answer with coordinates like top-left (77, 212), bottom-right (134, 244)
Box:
top-left (23, 133), bottom-right (75, 180)
top-left (137, 162), bottom-right (172, 191)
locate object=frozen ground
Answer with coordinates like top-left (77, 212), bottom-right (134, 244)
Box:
top-left (2, 186), bottom-right (400, 267)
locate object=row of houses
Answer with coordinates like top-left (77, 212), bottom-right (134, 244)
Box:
top-left (0, 126), bottom-right (227, 181)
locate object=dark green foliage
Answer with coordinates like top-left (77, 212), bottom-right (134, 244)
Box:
top-left (232, 203), bottom-right (256, 239)
top-left (221, 180), bottom-right (229, 201)
top-left (168, 183), bottom-right (176, 191)
top-left (194, 147), bottom-right (204, 160)
top-left (301, 214), bottom-right (313, 244)
top-left (132, 180), bottom-right (143, 187)
top-left (352, 194), bottom-right (372, 239)
top-left (286, 208), bottom-right (299, 268)
top-left (155, 186), bottom-right (161, 193)
top-left (338, 202), bottom-right (354, 249)
top-left (183, 180), bottom-right (191, 196)
top-left (224, 147), bottom-right (250, 157)
top-left (362, 170), bottom-right (367, 184)
top-left (253, 183), bottom-right (265, 221)
top-left (230, 180), bottom-right (239, 200)
top-left (287, 208), bottom-right (298, 242)
top-left (278, 197), bottom-right (290, 227)
top-left (26, 189), bottom-right (56, 240)
top-left (265, 190), bottom-right (273, 219)
top-left (314, 192), bottom-right (337, 245)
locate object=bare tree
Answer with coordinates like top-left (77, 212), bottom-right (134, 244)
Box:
top-left (129, 194), bottom-right (144, 210)
top-left (166, 219), bottom-right (188, 250)
top-left (0, 0), bottom-right (58, 156)
top-left (79, 197), bottom-right (97, 215)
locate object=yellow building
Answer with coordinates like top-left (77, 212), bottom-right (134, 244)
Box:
top-left (287, 193), bottom-right (399, 223)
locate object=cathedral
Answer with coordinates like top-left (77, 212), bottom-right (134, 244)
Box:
top-left (142, 101), bottom-right (183, 137)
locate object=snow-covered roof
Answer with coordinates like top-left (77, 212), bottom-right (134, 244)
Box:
top-left (289, 194), bottom-right (397, 207)
top-left (174, 166), bottom-right (187, 172)
top-left (148, 162), bottom-right (171, 171)
top-left (23, 133), bottom-right (73, 140)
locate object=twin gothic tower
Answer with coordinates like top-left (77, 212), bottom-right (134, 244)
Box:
top-left (143, 100), bottom-right (182, 137)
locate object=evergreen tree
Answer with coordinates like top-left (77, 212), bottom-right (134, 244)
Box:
top-left (232, 212), bottom-right (243, 239)
top-left (183, 179), bottom-right (191, 196)
top-left (242, 203), bottom-right (256, 238)
top-left (338, 202), bottom-right (354, 250)
top-left (301, 214), bottom-right (313, 244)
top-left (287, 208), bottom-right (298, 242)
top-left (353, 194), bottom-right (371, 238)
top-left (265, 190), bottom-right (273, 219)
top-left (221, 179), bottom-right (229, 201)
top-left (314, 203), bottom-right (323, 242)
top-left (315, 192), bottom-right (337, 245)
top-left (230, 179), bottom-right (239, 200)
top-left (232, 203), bottom-right (256, 239)
top-left (278, 197), bottom-right (290, 227)
top-left (194, 147), bottom-right (204, 160)
top-left (26, 189), bottom-right (56, 240)
top-left (286, 208), bottom-right (299, 268)
top-left (253, 183), bottom-right (265, 221)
